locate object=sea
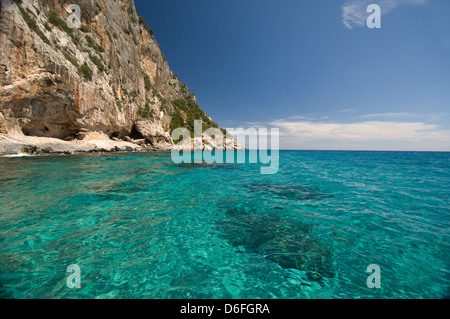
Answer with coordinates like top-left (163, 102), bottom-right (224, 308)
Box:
top-left (0, 150), bottom-right (448, 298)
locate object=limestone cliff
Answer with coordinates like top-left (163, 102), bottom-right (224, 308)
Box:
top-left (0, 0), bottom-right (234, 153)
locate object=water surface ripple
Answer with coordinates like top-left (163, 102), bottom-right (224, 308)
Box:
top-left (0, 151), bottom-right (448, 298)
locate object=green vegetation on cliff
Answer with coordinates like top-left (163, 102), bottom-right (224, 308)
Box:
top-left (169, 98), bottom-right (219, 135)
top-left (16, 4), bottom-right (50, 45)
top-left (79, 62), bottom-right (93, 81)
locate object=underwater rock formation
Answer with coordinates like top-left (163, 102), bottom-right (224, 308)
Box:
top-left (246, 182), bottom-right (328, 201)
top-left (218, 207), bottom-right (335, 280)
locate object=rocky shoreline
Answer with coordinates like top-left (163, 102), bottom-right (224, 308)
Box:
top-left (0, 131), bottom-right (246, 156)
top-left (0, 132), bottom-right (151, 156)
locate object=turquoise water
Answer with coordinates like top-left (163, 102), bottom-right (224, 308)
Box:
top-left (0, 151), bottom-right (449, 299)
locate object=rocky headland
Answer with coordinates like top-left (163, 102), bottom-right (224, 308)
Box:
top-left (0, 0), bottom-right (242, 155)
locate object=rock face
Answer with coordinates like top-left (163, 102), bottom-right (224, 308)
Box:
top-left (0, 0), bottom-right (232, 152)
top-left (134, 119), bottom-right (172, 150)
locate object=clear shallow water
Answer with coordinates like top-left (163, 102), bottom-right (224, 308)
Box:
top-left (0, 151), bottom-right (449, 299)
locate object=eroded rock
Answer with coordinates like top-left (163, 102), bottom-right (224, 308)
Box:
top-left (0, 0), bottom-right (241, 153)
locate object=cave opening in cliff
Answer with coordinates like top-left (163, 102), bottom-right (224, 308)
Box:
top-left (111, 131), bottom-right (121, 139)
top-left (129, 124), bottom-right (145, 140)
top-left (22, 128), bottom-right (30, 136)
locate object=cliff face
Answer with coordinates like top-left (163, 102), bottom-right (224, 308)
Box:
top-left (0, 0), bottom-right (224, 151)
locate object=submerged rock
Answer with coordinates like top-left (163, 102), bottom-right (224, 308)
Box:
top-left (246, 182), bottom-right (328, 201)
top-left (217, 208), bottom-right (335, 279)
top-left (180, 162), bottom-right (242, 171)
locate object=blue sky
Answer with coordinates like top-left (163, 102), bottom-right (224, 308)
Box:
top-left (134, 0), bottom-right (450, 151)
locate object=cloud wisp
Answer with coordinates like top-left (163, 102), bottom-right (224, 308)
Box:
top-left (269, 119), bottom-right (450, 151)
top-left (358, 112), bottom-right (414, 119)
top-left (342, 0), bottom-right (429, 29)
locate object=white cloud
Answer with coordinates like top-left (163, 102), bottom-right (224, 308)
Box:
top-left (342, 0), bottom-right (430, 29)
top-left (269, 119), bottom-right (450, 151)
top-left (359, 112), bottom-right (414, 118)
